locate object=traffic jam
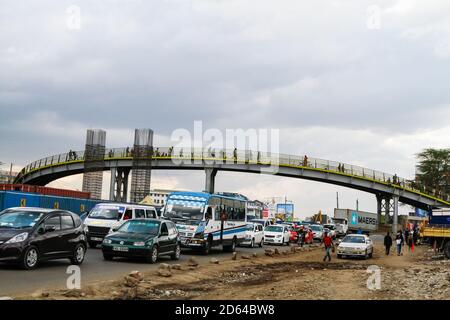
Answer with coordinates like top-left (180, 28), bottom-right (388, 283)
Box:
top-left (0, 191), bottom-right (375, 270)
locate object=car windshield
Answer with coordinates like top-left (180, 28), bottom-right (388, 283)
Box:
top-left (0, 211), bottom-right (43, 229)
top-left (164, 200), bottom-right (205, 222)
top-left (89, 206), bottom-right (121, 220)
top-left (310, 225), bottom-right (323, 231)
top-left (265, 225), bottom-right (283, 232)
top-left (342, 236), bottom-right (366, 244)
top-left (324, 225), bottom-right (335, 230)
top-left (118, 220), bottom-right (161, 235)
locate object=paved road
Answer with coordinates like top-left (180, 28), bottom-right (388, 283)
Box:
top-left (0, 235), bottom-right (383, 297)
top-left (0, 244), bottom-right (273, 296)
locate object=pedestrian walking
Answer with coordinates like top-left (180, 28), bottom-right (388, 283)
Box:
top-left (298, 227), bottom-right (305, 247)
top-left (322, 232), bottom-right (334, 262)
top-left (395, 231), bottom-right (403, 256)
top-left (384, 231), bottom-right (393, 255)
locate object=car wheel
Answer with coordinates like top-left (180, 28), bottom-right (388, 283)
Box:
top-left (70, 244), bottom-right (86, 265)
top-left (21, 246), bottom-right (39, 270)
top-left (88, 241), bottom-right (98, 249)
top-left (146, 245), bottom-right (159, 264)
top-left (369, 248), bottom-right (373, 258)
top-left (250, 239), bottom-right (255, 248)
top-left (171, 244), bottom-right (181, 260)
top-left (337, 254), bottom-right (342, 259)
top-left (103, 253), bottom-right (114, 261)
top-left (364, 249), bottom-right (368, 260)
top-left (259, 238), bottom-right (264, 247)
top-left (224, 237), bottom-right (237, 252)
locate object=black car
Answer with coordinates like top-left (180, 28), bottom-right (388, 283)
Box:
top-left (0, 207), bottom-right (87, 269)
top-left (101, 219), bottom-right (180, 263)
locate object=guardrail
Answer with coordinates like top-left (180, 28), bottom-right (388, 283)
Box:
top-left (15, 147), bottom-right (450, 203)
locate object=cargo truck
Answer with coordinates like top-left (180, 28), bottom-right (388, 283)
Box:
top-left (334, 208), bottom-right (378, 234)
top-left (422, 208), bottom-right (450, 259)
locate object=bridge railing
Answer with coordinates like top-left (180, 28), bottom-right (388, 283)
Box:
top-left (16, 147), bottom-right (449, 202)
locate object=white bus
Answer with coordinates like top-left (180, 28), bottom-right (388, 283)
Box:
top-left (162, 191), bottom-right (247, 254)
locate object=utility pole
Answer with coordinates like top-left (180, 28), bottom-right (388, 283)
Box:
top-left (9, 163), bottom-right (13, 183)
top-left (356, 198), bottom-right (359, 211)
top-left (336, 192), bottom-right (339, 209)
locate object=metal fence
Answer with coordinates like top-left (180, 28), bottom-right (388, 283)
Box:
top-left (16, 147), bottom-right (449, 202)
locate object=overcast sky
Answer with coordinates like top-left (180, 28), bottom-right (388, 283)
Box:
top-left (1, 0), bottom-right (449, 218)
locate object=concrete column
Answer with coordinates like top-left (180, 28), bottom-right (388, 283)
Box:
top-left (109, 167), bottom-right (117, 201)
top-left (392, 196), bottom-right (399, 235)
top-left (384, 197), bottom-right (391, 226)
top-left (376, 194), bottom-right (382, 228)
top-left (110, 167), bottom-right (130, 202)
top-left (205, 168), bottom-right (218, 194)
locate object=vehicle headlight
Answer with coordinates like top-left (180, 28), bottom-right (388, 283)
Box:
top-left (83, 225), bottom-right (89, 233)
top-left (134, 242), bottom-right (145, 247)
top-left (6, 232), bottom-right (29, 244)
top-left (103, 239), bottom-right (112, 244)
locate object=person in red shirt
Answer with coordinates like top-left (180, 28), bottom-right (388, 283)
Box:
top-left (322, 232), bottom-right (334, 262)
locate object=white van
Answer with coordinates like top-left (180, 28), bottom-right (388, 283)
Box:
top-left (84, 203), bottom-right (158, 248)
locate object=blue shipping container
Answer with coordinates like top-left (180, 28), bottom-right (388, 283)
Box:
top-left (0, 191), bottom-right (104, 215)
top-left (0, 191), bottom-right (41, 211)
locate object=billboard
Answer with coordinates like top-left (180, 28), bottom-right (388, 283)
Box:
top-left (277, 203), bottom-right (294, 220)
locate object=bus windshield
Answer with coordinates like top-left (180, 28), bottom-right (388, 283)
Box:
top-left (164, 200), bottom-right (205, 223)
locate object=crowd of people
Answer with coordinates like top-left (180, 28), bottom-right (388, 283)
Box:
top-left (384, 225), bottom-right (420, 256)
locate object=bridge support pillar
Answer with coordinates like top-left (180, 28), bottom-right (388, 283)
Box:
top-left (383, 197), bottom-right (392, 225)
top-left (376, 194), bottom-right (383, 227)
top-left (392, 196), bottom-right (399, 235)
top-left (205, 168), bottom-right (218, 194)
top-left (110, 167), bottom-right (130, 202)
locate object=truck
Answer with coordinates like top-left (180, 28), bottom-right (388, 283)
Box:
top-left (422, 208), bottom-right (450, 259)
top-left (330, 217), bottom-right (348, 236)
top-left (334, 208), bottom-right (378, 234)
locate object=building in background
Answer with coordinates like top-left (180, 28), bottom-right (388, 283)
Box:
top-left (247, 200), bottom-right (265, 220)
top-left (146, 189), bottom-right (180, 206)
top-left (0, 170), bottom-right (18, 184)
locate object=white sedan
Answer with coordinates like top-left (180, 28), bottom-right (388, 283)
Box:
top-left (240, 223), bottom-right (264, 248)
top-left (263, 224), bottom-right (290, 246)
top-left (337, 234), bottom-right (374, 259)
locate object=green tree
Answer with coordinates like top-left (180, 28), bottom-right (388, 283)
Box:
top-left (416, 148), bottom-right (450, 197)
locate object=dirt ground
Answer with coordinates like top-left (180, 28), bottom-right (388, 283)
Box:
top-left (19, 242), bottom-right (449, 300)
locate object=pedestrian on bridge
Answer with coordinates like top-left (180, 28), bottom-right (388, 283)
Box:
top-left (384, 231), bottom-right (393, 255)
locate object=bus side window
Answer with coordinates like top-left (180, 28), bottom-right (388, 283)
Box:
top-left (123, 209), bottom-right (132, 220)
top-left (135, 209), bottom-right (145, 219)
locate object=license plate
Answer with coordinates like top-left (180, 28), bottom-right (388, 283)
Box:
top-left (266, 239), bottom-right (274, 242)
top-left (113, 246), bottom-right (129, 252)
top-left (90, 237), bottom-right (103, 242)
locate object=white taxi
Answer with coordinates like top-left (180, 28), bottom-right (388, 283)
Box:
top-left (240, 223), bottom-right (264, 248)
top-left (337, 234), bottom-right (374, 259)
top-left (263, 224), bottom-right (290, 246)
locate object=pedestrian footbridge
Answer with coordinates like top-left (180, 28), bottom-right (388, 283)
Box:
top-left (14, 147), bottom-right (449, 214)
